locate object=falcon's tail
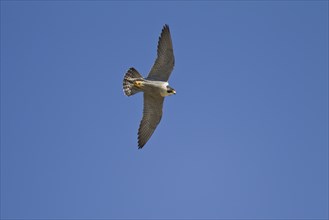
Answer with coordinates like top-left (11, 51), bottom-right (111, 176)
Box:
top-left (123, 68), bottom-right (144, 96)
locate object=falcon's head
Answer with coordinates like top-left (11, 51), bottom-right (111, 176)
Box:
top-left (166, 85), bottom-right (176, 96)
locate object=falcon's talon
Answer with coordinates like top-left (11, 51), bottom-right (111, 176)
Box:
top-left (133, 81), bottom-right (143, 88)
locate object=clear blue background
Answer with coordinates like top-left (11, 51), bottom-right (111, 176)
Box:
top-left (1, 1), bottom-right (328, 219)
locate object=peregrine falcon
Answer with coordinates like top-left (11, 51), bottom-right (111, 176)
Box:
top-left (123, 24), bottom-right (175, 149)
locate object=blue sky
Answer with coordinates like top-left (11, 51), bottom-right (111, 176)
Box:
top-left (1, 1), bottom-right (328, 219)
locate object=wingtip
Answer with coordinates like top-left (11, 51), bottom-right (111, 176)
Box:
top-left (163, 24), bottom-right (170, 31)
top-left (138, 138), bottom-right (144, 149)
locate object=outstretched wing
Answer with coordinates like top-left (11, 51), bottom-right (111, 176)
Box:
top-left (138, 93), bottom-right (164, 148)
top-left (146, 24), bottom-right (175, 82)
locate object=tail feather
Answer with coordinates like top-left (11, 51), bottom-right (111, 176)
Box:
top-left (123, 68), bottom-right (143, 96)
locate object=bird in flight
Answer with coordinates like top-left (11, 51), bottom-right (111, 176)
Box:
top-left (123, 24), bottom-right (176, 149)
